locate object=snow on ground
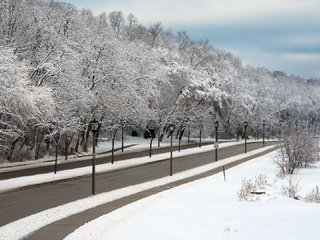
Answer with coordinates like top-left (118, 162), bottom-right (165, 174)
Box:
top-left (0, 146), bottom-right (276, 240)
top-left (65, 151), bottom-right (320, 240)
top-left (0, 140), bottom-right (248, 193)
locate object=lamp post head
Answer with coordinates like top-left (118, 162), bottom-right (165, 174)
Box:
top-left (244, 121), bottom-right (248, 127)
top-left (279, 120), bottom-right (282, 124)
top-left (169, 124), bottom-right (175, 132)
top-left (214, 121), bottom-right (219, 129)
top-left (90, 119), bottom-right (99, 132)
top-left (295, 121), bottom-right (298, 126)
top-left (262, 120), bottom-right (266, 126)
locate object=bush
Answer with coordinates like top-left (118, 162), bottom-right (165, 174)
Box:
top-left (238, 179), bottom-right (257, 201)
top-left (281, 176), bottom-right (301, 200)
top-left (238, 174), bottom-right (269, 201)
top-left (274, 131), bottom-right (319, 175)
top-left (254, 173), bottom-right (269, 189)
top-left (305, 186), bottom-right (320, 203)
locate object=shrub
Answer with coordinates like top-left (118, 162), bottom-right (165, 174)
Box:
top-left (238, 174), bottom-right (269, 201)
top-left (274, 131), bottom-right (319, 175)
top-left (281, 176), bottom-right (301, 200)
top-left (305, 186), bottom-right (320, 203)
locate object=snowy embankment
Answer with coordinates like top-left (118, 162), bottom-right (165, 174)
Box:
top-left (0, 140), bottom-right (249, 193)
top-left (65, 151), bottom-right (320, 240)
top-left (0, 146), bottom-right (276, 240)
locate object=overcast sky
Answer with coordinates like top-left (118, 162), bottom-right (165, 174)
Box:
top-left (64, 0), bottom-right (320, 79)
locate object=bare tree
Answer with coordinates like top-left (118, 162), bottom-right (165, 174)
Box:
top-left (108, 11), bottom-right (125, 38)
top-left (275, 131), bottom-right (319, 175)
top-left (149, 22), bottom-right (163, 46)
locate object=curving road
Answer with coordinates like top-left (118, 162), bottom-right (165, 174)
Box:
top-left (0, 141), bottom-right (277, 229)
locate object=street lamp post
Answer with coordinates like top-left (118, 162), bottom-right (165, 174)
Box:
top-left (262, 120), bottom-right (266, 147)
top-left (279, 120), bottom-right (282, 136)
top-left (295, 121), bottom-right (298, 132)
top-left (244, 121), bottom-right (248, 153)
top-left (90, 119), bottom-right (99, 195)
top-left (121, 119), bottom-right (124, 152)
top-left (199, 124), bottom-right (202, 148)
top-left (308, 122), bottom-right (311, 133)
top-left (169, 124), bottom-right (175, 176)
top-left (214, 121), bottom-right (219, 161)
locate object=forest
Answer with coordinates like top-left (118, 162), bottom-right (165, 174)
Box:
top-left (0, 0), bottom-right (319, 162)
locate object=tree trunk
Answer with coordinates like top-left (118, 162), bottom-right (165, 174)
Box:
top-left (34, 130), bottom-right (44, 160)
top-left (74, 132), bottom-right (81, 153)
top-left (6, 137), bottom-right (19, 161)
top-left (64, 134), bottom-right (74, 160)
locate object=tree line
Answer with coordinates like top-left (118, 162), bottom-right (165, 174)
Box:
top-left (0, 0), bottom-right (319, 162)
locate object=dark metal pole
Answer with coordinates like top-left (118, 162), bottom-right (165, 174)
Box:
top-left (279, 121), bottom-right (282, 135)
top-left (92, 132), bottom-right (96, 195)
top-left (188, 130), bottom-right (190, 143)
top-left (54, 143), bottom-right (58, 174)
top-left (111, 138), bottom-right (115, 164)
top-left (121, 124), bottom-right (124, 152)
top-left (244, 122), bottom-right (248, 154)
top-left (149, 137), bottom-right (153, 157)
top-left (199, 126), bottom-right (202, 148)
top-left (245, 133), bottom-right (247, 153)
top-left (263, 124), bottom-right (265, 147)
top-left (215, 126), bottom-right (218, 161)
top-left (170, 132), bottom-right (173, 176)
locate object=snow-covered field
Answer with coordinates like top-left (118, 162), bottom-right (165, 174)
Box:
top-left (65, 151), bottom-right (320, 240)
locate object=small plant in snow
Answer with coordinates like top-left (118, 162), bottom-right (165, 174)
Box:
top-left (238, 179), bottom-right (256, 201)
top-left (305, 186), bottom-right (320, 203)
top-left (238, 174), bottom-right (269, 201)
top-left (254, 174), bottom-right (269, 189)
top-left (281, 176), bottom-right (301, 200)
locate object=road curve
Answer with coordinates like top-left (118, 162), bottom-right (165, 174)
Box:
top-left (0, 141), bottom-right (276, 228)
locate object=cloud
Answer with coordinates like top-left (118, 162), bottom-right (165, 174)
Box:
top-left (230, 48), bottom-right (320, 78)
top-left (63, 0), bottom-right (320, 78)
top-left (80, 0), bottom-right (320, 26)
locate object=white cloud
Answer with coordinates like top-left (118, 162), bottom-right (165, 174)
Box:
top-left (281, 53), bottom-right (320, 62)
top-left (274, 35), bottom-right (320, 47)
top-left (92, 0), bottom-right (320, 25)
top-left (230, 47), bottom-right (320, 78)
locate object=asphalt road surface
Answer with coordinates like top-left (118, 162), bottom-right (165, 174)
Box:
top-left (0, 142), bottom-right (276, 227)
top-left (0, 141), bottom-right (217, 180)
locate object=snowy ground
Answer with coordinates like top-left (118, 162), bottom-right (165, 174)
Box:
top-left (0, 146), bottom-right (276, 240)
top-left (65, 151), bottom-right (320, 240)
